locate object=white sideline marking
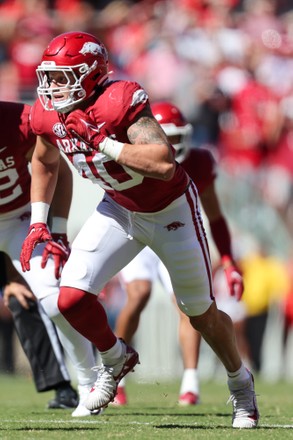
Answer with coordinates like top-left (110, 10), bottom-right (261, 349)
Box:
top-left (1, 420), bottom-right (293, 428)
top-left (261, 424), bottom-right (293, 429)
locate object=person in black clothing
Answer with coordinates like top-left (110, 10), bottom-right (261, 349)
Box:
top-left (0, 251), bottom-right (78, 409)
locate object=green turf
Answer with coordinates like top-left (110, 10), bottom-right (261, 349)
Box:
top-left (0, 374), bottom-right (292, 439)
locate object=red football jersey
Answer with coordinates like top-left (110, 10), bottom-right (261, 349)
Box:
top-left (181, 148), bottom-right (216, 195)
top-left (31, 80), bottom-right (189, 212)
top-left (0, 102), bottom-right (36, 213)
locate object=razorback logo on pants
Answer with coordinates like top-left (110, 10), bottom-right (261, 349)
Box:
top-left (164, 221), bottom-right (185, 231)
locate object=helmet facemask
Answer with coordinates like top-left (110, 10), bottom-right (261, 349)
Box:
top-left (161, 122), bottom-right (193, 163)
top-left (151, 101), bottom-right (193, 163)
top-left (36, 61), bottom-right (98, 113)
top-left (36, 32), bottom-right (109, 113)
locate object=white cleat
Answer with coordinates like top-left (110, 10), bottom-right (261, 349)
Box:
top-left (72, 385), bottom-right (104, 417)
top-left (85, 340), bottom-right (139, 411)
top-left (228, 372), bottom-right (259, 429)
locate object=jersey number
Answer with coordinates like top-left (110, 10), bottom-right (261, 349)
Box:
top-left (0, 168), bottom-right (22, 205)
top-left (73, 153), bottom-right (144, 191)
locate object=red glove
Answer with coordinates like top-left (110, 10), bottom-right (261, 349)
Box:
top-left (65, 109), bottom-right (106, 150)
top-left (20, 223), bottom-right (52, 273)
top-left (221, 256), bottom-right (244, 301)
top-left (42, 233), bottom-right (71, 280)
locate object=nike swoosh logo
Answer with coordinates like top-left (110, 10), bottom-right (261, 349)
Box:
top-left (81, 120), bottom-right (106, 133)
top-left (0, 147), bottom-right (7, 153)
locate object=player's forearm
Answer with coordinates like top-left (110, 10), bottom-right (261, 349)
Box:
top-left (29, 157), bottom-right (59, 226)
top-left (51, 155), bottom-right (73, 220)
top-left (31, 152), bottom-right (59, 211)
top-left (117, 143), bottom-right (175, 181)
top-left (30, 138), bottom-right (60, 209)
top-left (31, 160), bottom-right (58, 204)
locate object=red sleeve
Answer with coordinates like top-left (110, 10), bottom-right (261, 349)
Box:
top-left (209, 216), bottom-right (232, 258)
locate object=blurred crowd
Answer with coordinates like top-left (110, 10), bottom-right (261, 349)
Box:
top-left (0, 0), bottom-right (293, 379)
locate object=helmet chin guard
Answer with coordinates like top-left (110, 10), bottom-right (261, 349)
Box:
top-left (36, 32), bottom-right (109, 113)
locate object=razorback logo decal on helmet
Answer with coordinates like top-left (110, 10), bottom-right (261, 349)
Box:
top-left (79, 42), bottom-right (104, 56)
top-left (36, 32), bottom-right (109, 114)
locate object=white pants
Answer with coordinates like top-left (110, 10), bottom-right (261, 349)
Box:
top-left (61, 182), bottom-right (214, 316)
top-left (120, 246), bottom-right (173, 295)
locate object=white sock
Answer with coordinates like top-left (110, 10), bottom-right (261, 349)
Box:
top-left (179, 368), bottom-right (199, 395)
top-left (227, 364), bottom-right (251, 390)
top-left (100, 339), bottom-right (123, 366)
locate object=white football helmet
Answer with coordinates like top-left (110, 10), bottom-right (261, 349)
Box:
top-left (36, 31), bottom-right (109, 113)
top-left (151, 101), bottom-right (193, 163)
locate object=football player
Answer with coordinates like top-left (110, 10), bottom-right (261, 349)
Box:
top-left (115, 101), bottom-right (244, 406)
top-left (0, 101), bottom-right (98, 417)
top-left (21, 31), bottom-right (259, 428)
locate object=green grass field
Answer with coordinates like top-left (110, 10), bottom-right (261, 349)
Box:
top-left (0, 374), bottom-right (292, 439)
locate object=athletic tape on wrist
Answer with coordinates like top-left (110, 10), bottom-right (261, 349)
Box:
top-left (99, 137), bottom-right (124, 161)
top-left (30, 202), bottom-right (50, 224)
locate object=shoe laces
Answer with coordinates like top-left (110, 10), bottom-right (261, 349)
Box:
top-left (91, 346), bottom-right (127, 380)
top-left (92, 365), bottom-right (117, 389)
